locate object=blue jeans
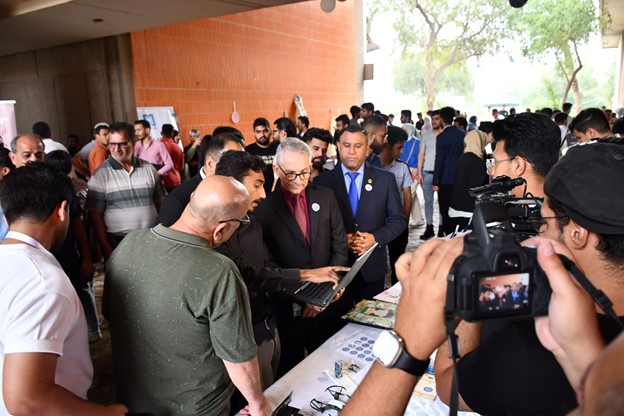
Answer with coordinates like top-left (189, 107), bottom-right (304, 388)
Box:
top-left (422, 171), bottom-right (434, 226)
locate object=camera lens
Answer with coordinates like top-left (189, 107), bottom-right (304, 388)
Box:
top-left (498, 254), bottom-right (520, 271)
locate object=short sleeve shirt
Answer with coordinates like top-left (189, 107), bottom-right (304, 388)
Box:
top-left (457, 315), bottom-right (624, 415)
top-left (380, 159), bottom-right (413, 206)
top-left (106, 225), bottom-right (257, 415)
top-left (87, 157), bottom-right (163, 235)
top-left (0, 241), bottom-right (92, 415)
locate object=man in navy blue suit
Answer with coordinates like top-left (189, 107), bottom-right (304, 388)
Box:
top-left (432, 106), bottom-right (465, 236)
top-left (315, 125), bottom-right (406, 304)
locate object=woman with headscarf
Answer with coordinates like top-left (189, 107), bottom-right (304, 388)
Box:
top-left (447, 124), bottom-right (490, 233)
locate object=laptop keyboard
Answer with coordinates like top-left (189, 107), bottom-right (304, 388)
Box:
top-left (297, 281), bottom-right (334, 304)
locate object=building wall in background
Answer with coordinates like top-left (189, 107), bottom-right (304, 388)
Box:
top-left (131, 0), bottom-right (356, 145)
top-left (0, 35), bottom-right (135, 146)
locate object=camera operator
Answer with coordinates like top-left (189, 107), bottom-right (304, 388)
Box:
top-left (341, 142), bottom-right (624, 416)
top-left (487, 112), bottom-right (560, 197)
top-left (518, 237), bottom-right (623, 416)
top-left (434, 142), bottom-right (624, 415)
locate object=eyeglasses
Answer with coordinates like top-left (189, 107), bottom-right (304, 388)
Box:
top-left (485, 157), bottom-right (514, 173)
top-left (277, 164), bottom-right (311, 181)
top-left (528, 210), bottom-right (568, 232)
top-left (108, 142), bottom-right (130, 149)
top-left (219, 214), bottom-right (251, 226)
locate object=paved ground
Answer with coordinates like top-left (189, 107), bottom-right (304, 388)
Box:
top-left (88, 186), bottom-right (439, 404)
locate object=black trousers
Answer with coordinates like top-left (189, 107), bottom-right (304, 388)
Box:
top-left (437, 185), bottom-right (454, 236)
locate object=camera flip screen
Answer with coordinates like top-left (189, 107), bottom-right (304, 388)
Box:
top-left (477, 272), bottom-right (530, 313)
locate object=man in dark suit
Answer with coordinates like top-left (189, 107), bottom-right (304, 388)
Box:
top-left (214, 150), bottom-right (346, 390)
top-left (432, 106), bottom-right (465, 236)
top-left (155, 132), bottom-right (243, 226)
top-left (315, 125), bottom-right (406, 303)
top-left (253, 137), bottom-right (348, 375)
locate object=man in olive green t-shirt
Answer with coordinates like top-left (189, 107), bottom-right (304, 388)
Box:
top-left (105, 176), bottom-right (271, 416)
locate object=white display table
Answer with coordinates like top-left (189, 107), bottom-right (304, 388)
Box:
top-left (263, 323), bottom-right (477, 416)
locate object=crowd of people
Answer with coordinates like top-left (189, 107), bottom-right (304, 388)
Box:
top-left (479, 281), bottom-right (529, 311)
top-left (0, 102), bottom-right (622, 415)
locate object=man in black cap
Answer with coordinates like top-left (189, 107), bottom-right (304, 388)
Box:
top-left (342, 142), bottom-right (624, 416)
top-left (433, 141), bottom-right (624, 415)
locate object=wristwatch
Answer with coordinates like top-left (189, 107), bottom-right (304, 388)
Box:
top-left (372, 330), bottom-right (430, 377)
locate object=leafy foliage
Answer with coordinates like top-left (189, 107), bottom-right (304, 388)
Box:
top-left (370, 0), bottom-right (513, 109)
top-left (516, 0), bottom-right (610, 107)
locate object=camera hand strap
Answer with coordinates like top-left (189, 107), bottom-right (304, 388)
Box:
top-left (559, 255), bottom-right (624, 330)
top-left (444, 260), bottom-right (463, 416)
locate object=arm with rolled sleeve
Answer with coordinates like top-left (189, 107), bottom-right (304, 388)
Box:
top-left (343, 238), bottom-right (465, 415)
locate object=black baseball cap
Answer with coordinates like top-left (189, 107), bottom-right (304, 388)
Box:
top-left (545, 142), bottom-right (624, 234)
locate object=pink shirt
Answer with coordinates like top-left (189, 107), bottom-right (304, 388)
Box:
top-left (134, 138), bottom-right (174, 177)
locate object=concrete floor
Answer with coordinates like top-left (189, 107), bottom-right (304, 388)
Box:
top-left (87, 186), bottom-right (439, 404)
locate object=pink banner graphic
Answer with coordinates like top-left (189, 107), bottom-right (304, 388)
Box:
top-left (0, 101), bottom-right (17, 150)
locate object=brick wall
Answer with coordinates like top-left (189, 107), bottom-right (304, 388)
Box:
top-left (131, 1), bottom-right (356, 145)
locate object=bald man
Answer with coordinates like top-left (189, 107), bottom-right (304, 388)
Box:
top-left (9, 134), bottom-right (45, 167)
top-left (105, 176), bottom-right (271, 416)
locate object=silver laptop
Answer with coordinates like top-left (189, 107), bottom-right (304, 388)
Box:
top-left (284, 243), bottom-right (378, 307)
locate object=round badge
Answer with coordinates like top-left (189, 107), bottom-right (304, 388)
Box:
top-left (312, 203), bottom-right (320, 212)
top-left (365, 184), bottom-right (373, 192)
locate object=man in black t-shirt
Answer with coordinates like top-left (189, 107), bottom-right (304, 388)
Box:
top-left (432, 142), bottom-right (624, 415)
top-left (341, 142), bottom-right (624, 416)
top-left (246, 117), bottom-right (278, 194)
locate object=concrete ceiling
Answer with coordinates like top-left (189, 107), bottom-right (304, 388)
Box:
top-left (602, 0), bottom-right (624, 48)
top-left (0, 0), bottom-right (302, 57)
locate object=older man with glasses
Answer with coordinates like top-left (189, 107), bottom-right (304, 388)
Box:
top-left (87, 122), bottom-right (165, 261)
top-left (253, 137), bottom-right (348, 376)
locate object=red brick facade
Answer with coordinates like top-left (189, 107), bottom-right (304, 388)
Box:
top-left (131, 1), bottom-right (356, 145)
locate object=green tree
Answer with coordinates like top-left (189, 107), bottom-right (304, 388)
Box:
top-left (517, 0), bottom-right (610, 109)
top-left (370, 0), bottom-right (512, 110)
top-left (393, 55), bottom-right (474, 103)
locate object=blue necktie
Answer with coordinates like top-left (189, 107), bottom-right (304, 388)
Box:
top-left (347, 172), bottom-right (359, 217)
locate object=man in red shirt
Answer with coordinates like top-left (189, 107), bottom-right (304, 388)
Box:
top-left (160, 124), bottom-right (183, 191)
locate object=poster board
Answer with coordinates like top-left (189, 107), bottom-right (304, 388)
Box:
top-left (136, 106), bottom-right (180, 149)
top-left (0, 100), bottom-right (17, 150)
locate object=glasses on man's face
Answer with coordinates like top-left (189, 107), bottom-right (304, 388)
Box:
top-left (219, 214), bottom-right (251, 227)
top-left (277, 164), bottom-right (311, 181)
top-left (108, 142), bottom-right (130, 149)
top-left (485, 157), bottom-right (514, 174)
top-left (528, 210), bottom-right (568, 233)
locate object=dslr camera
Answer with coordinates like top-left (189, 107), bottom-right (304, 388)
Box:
top-left (449, 201), bottom-right (552, 321)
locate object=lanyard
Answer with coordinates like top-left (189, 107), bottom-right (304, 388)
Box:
top-left (4, 231), bottom-right (47, 252)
